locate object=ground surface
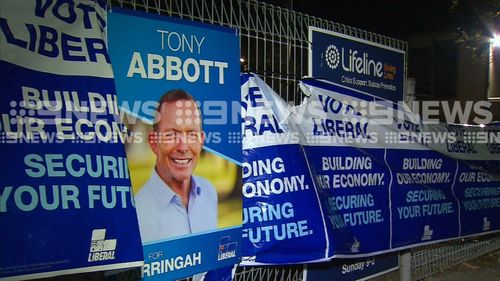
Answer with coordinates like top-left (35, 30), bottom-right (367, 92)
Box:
top-left (372, 250), bottom-right (500, 281)
top-left (425, 251), bottom-right (500, 281)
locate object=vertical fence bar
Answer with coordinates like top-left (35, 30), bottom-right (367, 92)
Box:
top-left (246, 1), bottom-right (251, 73)
top-left (399, 251), bottom-right (412, 281)
top-left (271, 3), bottom-right (276, 89)
top-left (263, 3), bottom-right (267, 84)
top-left (255, 2), bottom-right (259, 74)
top-left (278, 7), bottom-right (282, 96)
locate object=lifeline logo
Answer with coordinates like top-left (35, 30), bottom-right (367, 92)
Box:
top-left (217, 236), bottom-right (237, 261)
top-left (325, 45), bottom-right (340, 69)
top-left (88, 229), bottom-right (117, 262)
top-left (323, 44), bottom-right (397, 80)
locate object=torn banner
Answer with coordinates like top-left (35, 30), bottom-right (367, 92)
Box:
top-left (241, 73), bottom-right (500, 265)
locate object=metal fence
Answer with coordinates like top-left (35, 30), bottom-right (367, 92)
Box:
top-left (234, 265), bottom-right (303, 281)
top-left (110, 0), bottom-right (407, 104)
top-left (411, 234), bottom-right (500, 280)
top-left (109, 0), bottom-right (499, 280)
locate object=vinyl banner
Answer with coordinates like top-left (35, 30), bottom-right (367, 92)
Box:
top-left (108, 8), bottom-right (242, 280)
top-left (241, 74), bottom-right (329, 264)
top-left (0, 1), bottom-right (144, 280)
top-left (309, 27), bottom-right (405, 102)
top-left (241, 73), bottom-right (500, 264)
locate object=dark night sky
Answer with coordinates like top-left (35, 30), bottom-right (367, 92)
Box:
top-left (261, 0), bottom-right (474, 40)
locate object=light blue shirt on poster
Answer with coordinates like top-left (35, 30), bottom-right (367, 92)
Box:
top-left (134, 169), bottom-right (218, 244)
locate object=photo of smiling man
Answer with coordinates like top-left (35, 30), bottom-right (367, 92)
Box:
top-left (134, 89), bottom-right (218, 243)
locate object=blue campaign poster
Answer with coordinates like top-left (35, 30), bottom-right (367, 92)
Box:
top-left (388, 149), bottom-right (460, 248)
top-left (108, 8), bottom-right (242, 280)
top-left (304, 146), bottom-right (391, 255)
top-left (108, 8), bottom-right (241, 164)
top-left (455, 163), bottom-right (500, 236)
top-left (241, 74), bottom-right (330, 264)
top-left (0, 1), bottom-right (144, 280)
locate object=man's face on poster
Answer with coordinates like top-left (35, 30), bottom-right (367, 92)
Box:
top-left (149, 99), bottom-right (205, 185)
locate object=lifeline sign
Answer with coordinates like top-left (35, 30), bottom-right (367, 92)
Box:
top-left (309, 26), bottom-right (405, 102)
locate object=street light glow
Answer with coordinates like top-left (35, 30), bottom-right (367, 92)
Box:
top-left (493, 34), bottom-right (500, 48)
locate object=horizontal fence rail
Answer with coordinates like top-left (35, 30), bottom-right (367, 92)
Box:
top-left (110, 0), bottom-right (407, 104)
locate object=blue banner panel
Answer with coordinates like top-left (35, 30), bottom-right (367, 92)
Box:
top-left (305, 254), bottom-right (399, 281)
top-left (304, 146), bottom-right (391, 255)
top-left (108, 8), bottom-right (241, 164)
top-left (241, 74), bottom-right (329, 264)
top-left (0, 1), bottom-right (143, 280)
top-left (388, 149), bottom-right (460, 248)
top-left (309, 27), bottom-right (405, 102)
top-left (455, 162), bottom-right (500, 236)
top-left (242, 145), bottom-right (329, 264)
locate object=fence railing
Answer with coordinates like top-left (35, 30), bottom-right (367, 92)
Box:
top-left (411, 234), bottom-right (500, 280)
top-left (111, 0), bottom-right (407, 104)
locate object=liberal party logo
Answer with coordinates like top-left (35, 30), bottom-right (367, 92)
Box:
top-left (422, 225), bottom-right (433, 241)
top-left (325, 44), bottom-right (340, 69)
top-left (217, 236), bottom-right (237, 261)
top-left (88, 229), bottom-right (117, 262)
top-left (483, 217), bottom-right (491, 231)
top-left (350, 237), bottom-right (360, 253)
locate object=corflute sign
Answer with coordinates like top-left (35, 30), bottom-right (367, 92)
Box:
top-left (309, 27), bottom-right (405, 102)
top-left (108, 8), bottom-right (242, 280)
